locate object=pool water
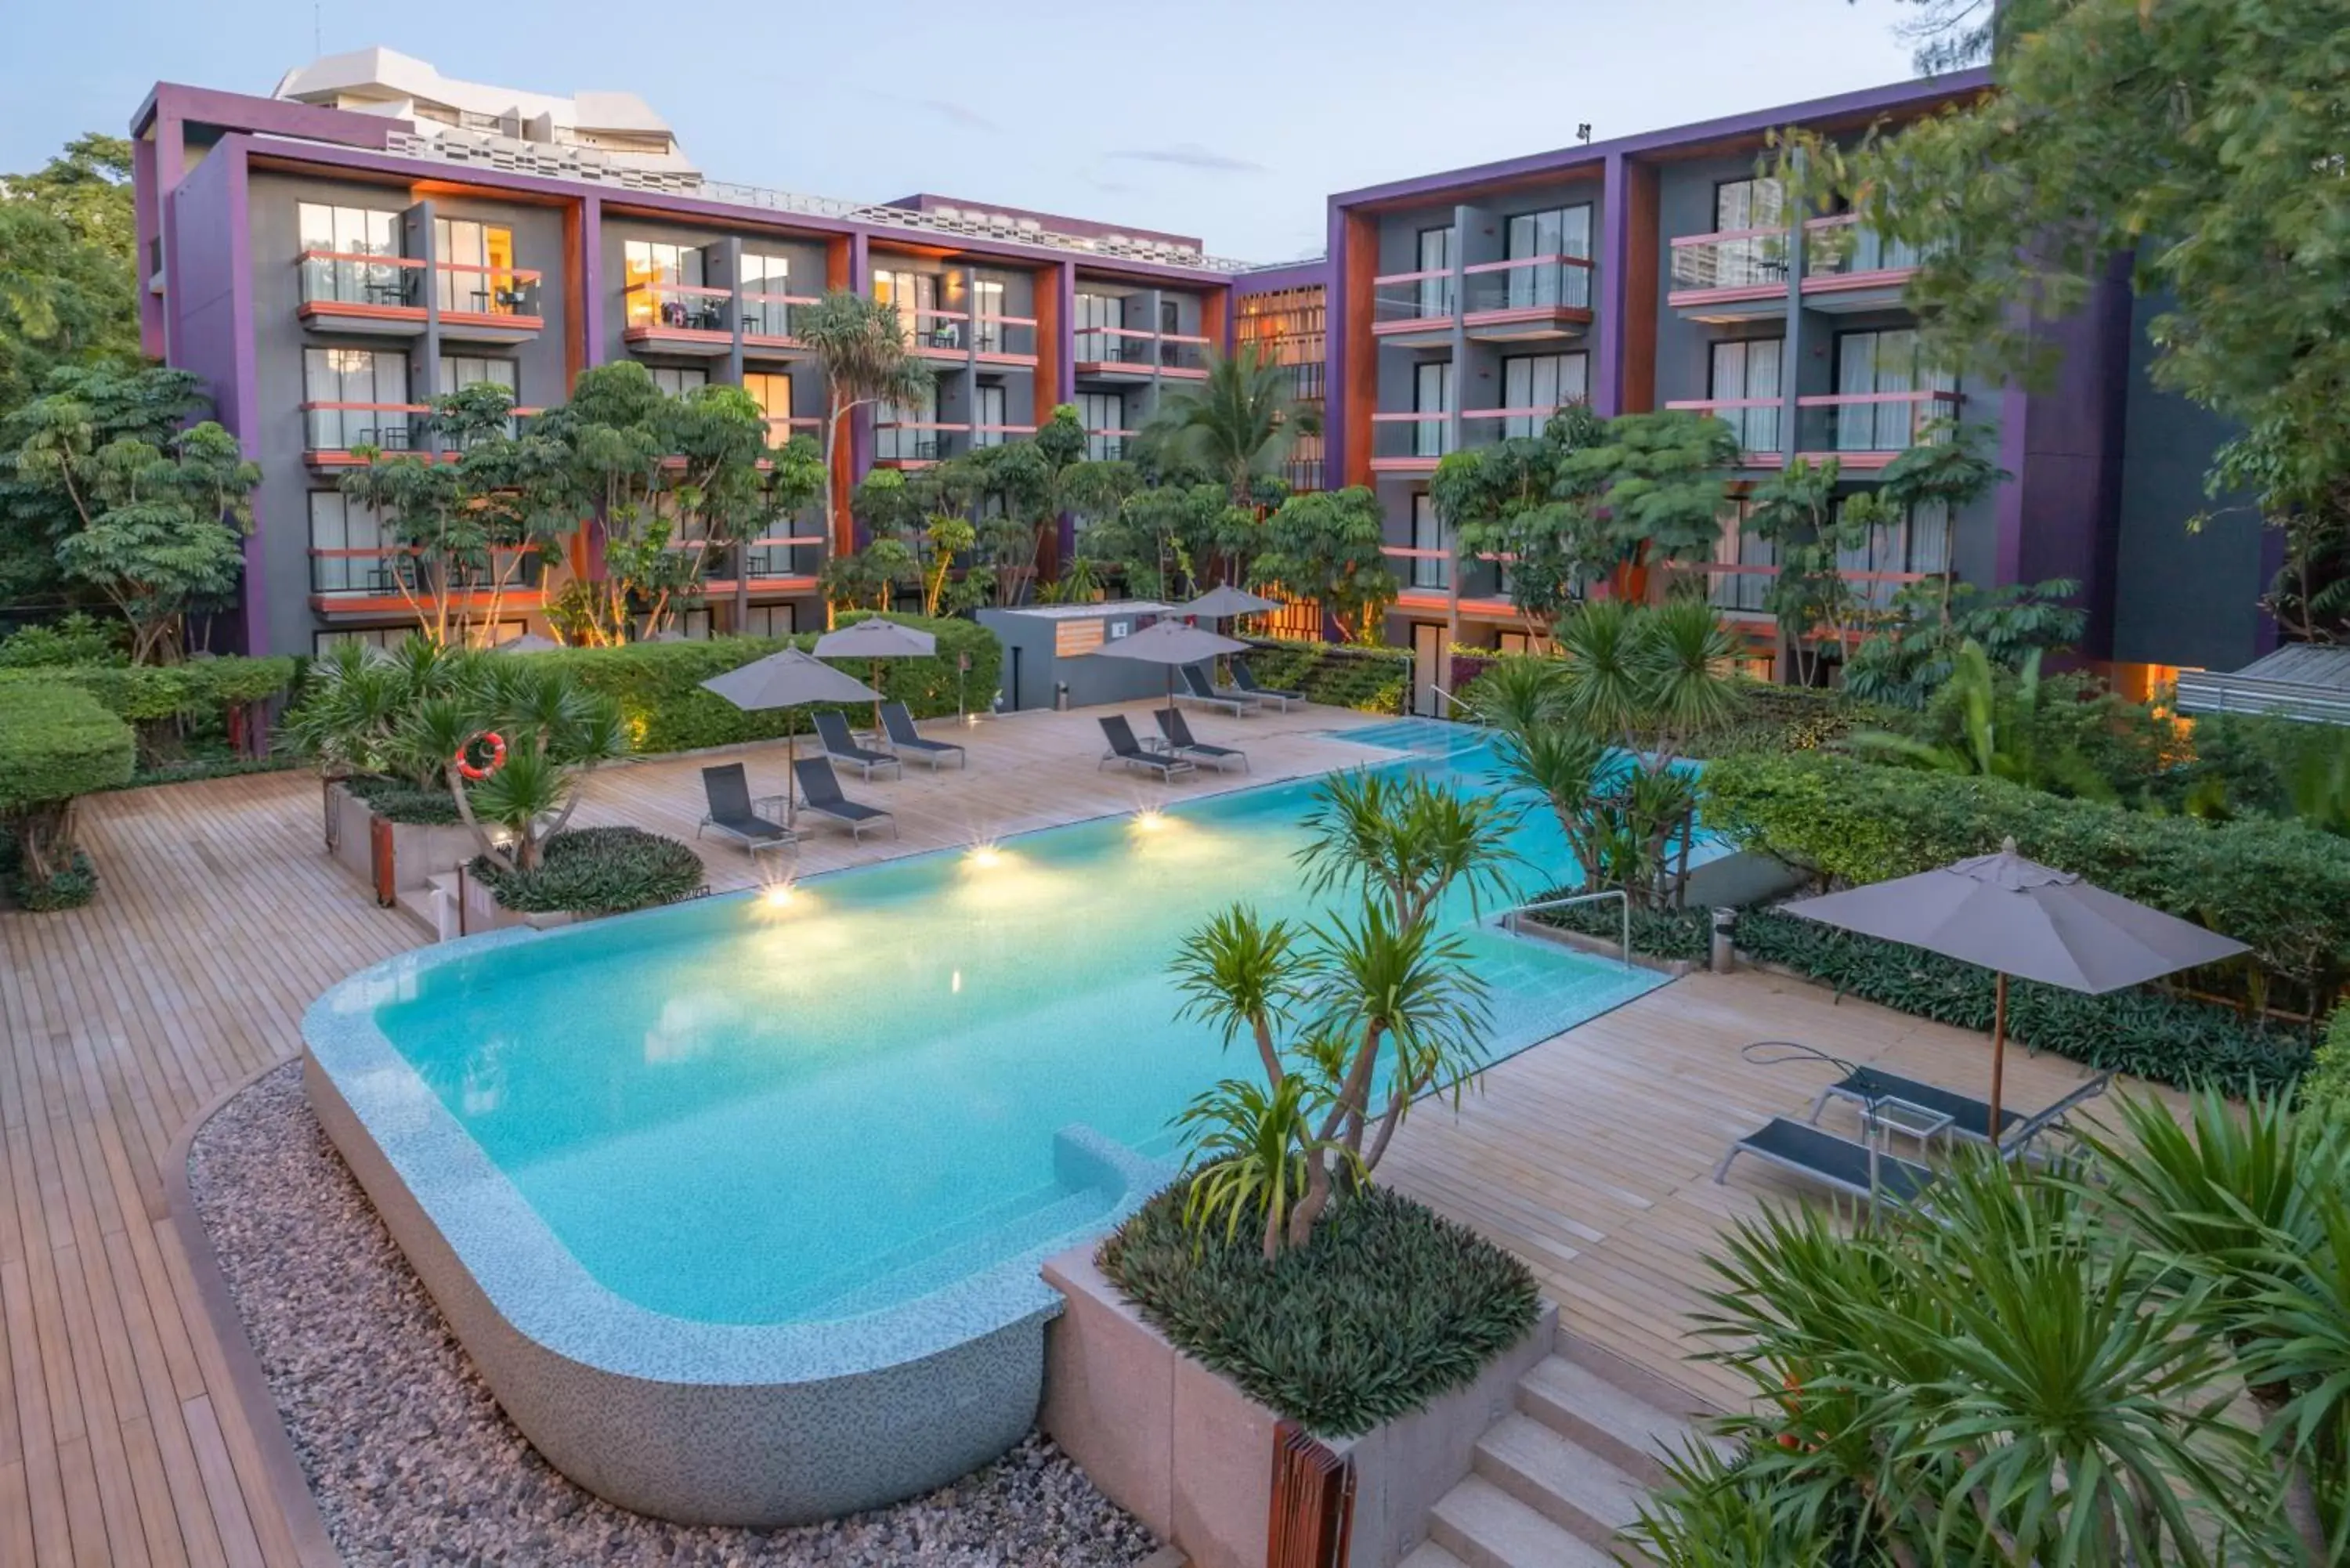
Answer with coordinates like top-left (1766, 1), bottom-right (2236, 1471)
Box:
top-left (368, 728), bottom-right (1674, 1328)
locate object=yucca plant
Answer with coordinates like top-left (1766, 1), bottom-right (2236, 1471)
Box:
top-left (1462, 652), bottom-right (1563, 732)
top-left (1292, 767), bottom-right (1522, 927)
top-left (1175, 1077), bottom-right (1354, 1261)
top-left (1622, 1441), bottom-right (1849, 1568)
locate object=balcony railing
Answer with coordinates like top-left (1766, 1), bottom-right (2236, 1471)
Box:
top-left (1371, 269), bottom-right (1457, 331)
top-left (1370, 412), bottom-right (1453, 468)
top-left (1795, 390), bottom-right (1959, 464)
top-left (1073, 327), bottom-right (1157, 367)
top-left (970, 422), bottom-right (1038, 450)
top-left (1668, 229), bottom-right (1791, 298)
top-left (434, 262), bottom-right (544, 322)
top-left (627, 281), bottom-right (731, 334)
top-left (761, 414), bottom-right (823, 446)
top-left (1159, 334), bottom-right (1212, 376)
top-left (1388, 543), bottom-right (1452, 591)
top-left (874, 421), bottom-right (967, 464)
top-left (1663, 398), bottom-right (1784, 462)
top-left (973, 314), bottom-right (1039, 359)
top-left (1085, 428), bottom-right (1137, 461)
top-left (737, 535), bottom-right (825, 580)
top-left (1461, 405), bottom-right (1568, 443)
top-left (740, 291), bottom-right (819, 342)
top-left (297, 251), bottom-right (426, 316)
top-left (309, 545), bottom-right (543, 598)
top-left (302, 402), bottom-right (431, 456)
top-left (1462, 255), bottom-right (1595, 317)
top-left (1801, 215), bottom-right (1929, 283)
top-left (906, 308), bottom-right (970, 353)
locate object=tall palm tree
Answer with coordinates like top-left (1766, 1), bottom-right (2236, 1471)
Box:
top-left (794, 291), bottom-right (934, 563)
top-left (1141, 345), bottom-right (1319, 505)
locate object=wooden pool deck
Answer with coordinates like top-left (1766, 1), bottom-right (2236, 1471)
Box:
top-left (0, 698), bottom-right (2145, 1561)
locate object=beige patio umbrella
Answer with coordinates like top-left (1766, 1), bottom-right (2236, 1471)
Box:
top-left (1088, 617), bottom-right (1249, 711)
top-left (813, 616), bottom-right (937, 738)
top-left (1781, 838), bottom-right (2249, 1136)
top-left (700, 649), bottom-right (879, 825)
top-left (492, 632), bottom-right (562, 653)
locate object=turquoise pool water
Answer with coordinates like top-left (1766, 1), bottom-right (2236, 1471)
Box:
top-left (366, 726), bottom-right (1671, 1328)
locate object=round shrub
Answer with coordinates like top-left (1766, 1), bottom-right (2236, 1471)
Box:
top-left (16, 850), bottom-right (99, 912)
top-left (470, 826), bottom-right (706, 916)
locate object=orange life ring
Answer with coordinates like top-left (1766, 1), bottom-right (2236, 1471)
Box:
top-left (455, 731), bottom-right (508, 781)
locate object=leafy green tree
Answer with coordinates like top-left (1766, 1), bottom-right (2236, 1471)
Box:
top-left (1742, 458), bottom-right (1887, 688)
top-left (1138, 345), bottom-right (1318, 505)
top-left (1843, 576), bottom-right (2086, 710)
top-left (1077, 480), bottom-right (1243, 601)
top-left (1432, 403), bottom-right (1615, 649)
top-left (0, 134), bottom-right (139, 419)
top-left (1851, 641), bottom-right (2120, 800)
top-left (1248, 487), bottom-right (1397, 645)
top-left (795, 290), bottom-right (933, 569)
top-left (1556, 409), bottom-right (1740, 591)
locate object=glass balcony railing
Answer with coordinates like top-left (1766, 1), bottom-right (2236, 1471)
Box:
top-left (627, 281), bottom-right (730, 333)
top-left (1664, 399), bottom-right (1782, 457)
top-left (1668, 230), bottom-right (1791, 294)
top-left (303, 403), bottom-right (428, 453)
top-left (1372, 270), bottom-right (1457, 327)
top-left (1462, 255), bottom-right (1594, 315)
top-left (1802, 217), bottom-right (1930, 280)
top-left (1074, 327), bottom-right (1157, 367)
top-left (297, 251), bottom-right (425, 312)
top-left (972, 314), bottom-right (1039, 358)
top-left (874, 422), bottom-right (965, 463)
top-left (907, 309), bottom-right (970, 352)
top-left (970, 423), bottom-right (1037, 451)
top-left (739, 292), bottom-right (817, 340)
top-left (1370, 414), bottom-right (1454, 464)
top-left (435, 263), bottom-right (543, 320)
top-left (1085, 429), bottom-right (1136, 461)
top-left (310, 546), bottom-right (542, 598)
top-left (1796, 391), bottom-right (1958, 455)
top-left (1462, 404), bottom-right (1578, 444)
top-left (741, 537), bottom-right (822, 578)
top-left (1159, 335), bottom-right (1211, 374)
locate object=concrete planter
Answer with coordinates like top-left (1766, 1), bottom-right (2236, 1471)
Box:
top-left (324, 782), bottom-right (482, 897)
top-left (1040, 1248), bottom-right (1557, 1568)
top-left (454, 869), bottom-right (577, 935)
top-left (1514, 917), bottom-right (1699, 978)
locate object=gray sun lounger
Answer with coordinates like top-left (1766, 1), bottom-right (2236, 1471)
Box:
top-left (812, 710), bottom-right (902, 782)
top-left (880, 702), bottom-right (966, 770)
top-left (1230, 661), bottom-right (1303, 712)
top-left (1716, 1116), bottom-right (1938, 1207)
top-left (792, 757), bottom-right (897, 842)
top-left (696, 763), bottom-right (796, 856)
top-left (1176, 663), bottom-right (1258, 717)
top-left (1805, 1059), bottom-right (2111, 1158)
top-left (1098, 714), bottom-right (1195, 780)
top-left (1154, 706), bottom-right (1248, 772)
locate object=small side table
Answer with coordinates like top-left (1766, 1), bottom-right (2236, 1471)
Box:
top-left (1861, 1100), bottom-right (1953, 1156)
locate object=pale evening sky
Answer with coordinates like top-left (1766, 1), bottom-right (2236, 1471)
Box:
top-left (2, 0), bottom-right (1928, 261)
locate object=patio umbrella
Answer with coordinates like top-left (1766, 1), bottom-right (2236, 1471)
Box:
top-left (700, 649), bottom-right (878, 825)
top-left (1179, 583), bottom-right (1280, 626)
top-left (1781, 837), bottom-right (2248, 1136)
top-left (1089, 617), bottom-right (1249, 711)
top-left (813, 616), bottom-right (937, 737)
top-left (493, 632), bottom-right (562, 653)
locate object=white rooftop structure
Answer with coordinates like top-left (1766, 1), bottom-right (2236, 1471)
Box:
top-left (272, 47), bottom-right (695, 178)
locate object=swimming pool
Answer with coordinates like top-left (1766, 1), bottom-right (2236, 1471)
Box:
top-left (301, 723), bottom-right (1675, 1524)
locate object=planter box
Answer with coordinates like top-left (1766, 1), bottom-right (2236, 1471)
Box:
top-left (1516, 917), bottom-right (1699, 978)
top-left (1040, 1247), bottom-right (1556, 1568)
top-left (324, 782), bottom-right (481, 898)
top-left (454, 869), bottom-right (577, 936)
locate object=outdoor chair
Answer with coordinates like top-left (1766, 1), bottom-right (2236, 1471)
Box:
top-left (1097, 714), bottom-right (1195, 781)
top-left (880, 702), bottom-right (967, 770)
top-left (812, 710), bottom-right (902, 782)
top-left (1176, 663), bottom-right (1257, 717)
top-left (1230, 661), bottom-right (1303, 712)
top-left (1806, 1061), bottom-right (2112, 1158)
top-left (792, 757), bottom-right (897, 842)
top-left (1715, 1116), bottom-right (1939, 1207)
top-left (696, 764), bottom-right (795, 857)
top-left (1154, 707), bottom-right (1248, 772)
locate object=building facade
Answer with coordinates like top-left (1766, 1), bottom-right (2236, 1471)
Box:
top-left (133, 57), bottom-right (2260, 691)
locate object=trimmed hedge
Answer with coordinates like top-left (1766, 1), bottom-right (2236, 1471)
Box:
top-left (531, 613), bottom-right (1001, 755)
top-left (1241, 638), bottom-right (1411, 715)
top-left (2301, 1010), bottom-right (2350, 1118)
top-left (1703, 750), bottom-right (2350, 992)
top-left (1528, 894), bottom-right (1713, 963)
top-left (1097, 1182), bottom-right (1539, 1437)
top-left (469, 826), bottom-right (707, 916)
top-left (343, 774), bottom-right (464, 827)
top-left (0, 682), bottom-right (137, 811)
top-left (0, 656), bottom-right (299, 721)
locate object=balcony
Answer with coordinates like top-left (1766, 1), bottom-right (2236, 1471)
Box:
top-left (624, 282), bottom-right (734, 356)
top-left (761, 414), bottom-right (823, 448)
top-left (1692, 558), bottom-right (1934, 621)
top-left (1381, 547), bottom-right (1517, 620)
top-left (1371, 270), bottom-right (1457, 346)
top-left (1795, 390), bottom-right (1960, 469)
top-left (1158, 334), bottom-right (1211, 378)
top-left (701, 533), bottom-right (826, 595)
top-left (1460, 404), bottom-right (1571, 445)
top-left (907, 309), bottom-right (971, 360)
top-left (302, 403), bottom-right (432, 467)
top-left (970, 422), bottom-right (1038, 451)
top-left (296, 251), bottom-right (428, 334)
top-left (309, 545), bottom-right (544, 613)
top-left (1799, 216), bottom-right (1928, 310)
top-left (1085, 428), bottom-right (1137, 461)
top-left (1461, 256), bottom-right (1594, 341)
top-left (1368, 412), bottom-right (1453, 475)
top-left (1666, 229), bottom-right (1791, 320)
top-left (973, 313), bottom-right (1040, 367)
top-left (874, 421), bottom-right (967, 466)
top-left (1661, 399), bottom-right (1784, 467)
top-left (1073, 327), bottom-right (1159, 381)
top-left (434, 262), bottom-right (544, 342)
top-left (741, 292), bottom-right (819, 356)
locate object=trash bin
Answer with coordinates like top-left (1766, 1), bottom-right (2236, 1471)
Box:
top-left (1054, 681), bottom-right (1071, 711)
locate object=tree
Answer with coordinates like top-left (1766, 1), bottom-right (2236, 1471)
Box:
top-left (1844, 576), bottom-right (2086, 709)
top-left (1797, 0), bottom-right (2350, 638)
top-left (1433, 403), bottom-right (1614, 649)
top-left (1555, 410), bottom-right (1741, 596)
top-left (1741, 458), bottom-right (1886, 687)
top-left (0, 134), bottom-right (139, 419)
top-left (1139, 345), bottom-right (1318, 506)
top-left (1077, 480), bottom-right (1241, 602)
top-left (0, 680), bottom-right (135, 898)
top-left (1248, 487), bottom-right (1397, 645)
top-left (736, 433), bottom-right (826, 632)
top-left (795, 290), bottom-right (933, 565)
top-left (2, 367), bottom-right (257, 663)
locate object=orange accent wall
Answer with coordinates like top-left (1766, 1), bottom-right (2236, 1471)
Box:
top-left (1202, 289), bottom-right (1228, 357)
top-left (1621, 160), bottom-right (1661, 414)
top-left (1035, 266), bottom-right (1064, 421)
top-left (826, 236), bottom-right (851, 291)
top-left (1342, 211), bottom-right (1377, 489)
top-left (562, 201), bottom-right (588, 389)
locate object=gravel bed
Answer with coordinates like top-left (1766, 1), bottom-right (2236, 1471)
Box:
top-left (188, 1062), bottom-right (1161, 1566)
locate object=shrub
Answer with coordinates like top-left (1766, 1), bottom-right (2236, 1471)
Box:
top-left (1527, 894), bottom-right (1713, 963)
top-left (0, 681), bottom-right (136, 909)
top-left (468, 826), bottom-right (707, 916)
top-left (0, 613), bottom-right (128, 667)
top-left (2300, 1010), bottom-right (2350, 1119)
top-left (1734, 906), bottom-right (2309, 1096)
top-left (1240, 637), bottom-right (1410, 714)
top-left (16, 850), bottom-right (99, 911)
top-left (0, 656), bottom-right (299, 721)
top-left (1703, 750), bottom-right (2350, 993)
top-left (1097, 1181), bottom-right (1540, 1437)
top-left (342, 774), bottom-right (464, 826)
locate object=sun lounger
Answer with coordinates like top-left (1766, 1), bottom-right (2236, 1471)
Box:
top-left (1715, 1116), bottom-right (1938, 1206)
top-left (880, 702), bottom-right (967, 770)
top-left (1177, 663), bottom-right (1257, 717)
top-left (1153, 706), bottom-right (1248, 772)
top-left (696, 764), bottom-right (795, 856)
top-left (1805, 1060), bottom-right (2111, 1157)
top-left (792, 757), bottom-right (897, 842)
top-left (1098, 714), bottom-right (1195, 781)
top-left (1230, 661), bottom-right (1303, 712)
top-left (812, 710), bottom-right (902, 782)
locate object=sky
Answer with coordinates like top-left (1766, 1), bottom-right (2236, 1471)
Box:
top-left (3, 0), bottom-right (1927, 262)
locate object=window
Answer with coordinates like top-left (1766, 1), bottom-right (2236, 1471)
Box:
top-left (303, 347), bottom-right (410, 451)
top-left (297, 204), bottom-right (403, 305)
top-left (972, 384), bottom-right (1010, 448)
top-left (1693, 178), bottom-right (1790, 291)
top-left (313, 625), bottom-right (409, 655)
top-left (433, 218), bottom-right (517, 314)
top-left (1499, 353), bottom-right (1587, 438)
top-left (1077, 391), bottom-right (1126, 459)
top-left (638, 608), bottom-right (714, 641)
top-left (874, 268), bottom-right (946, 347)
top-left (739, 604), bottom-right (794, 638)
top-left (647, 366), bottom-right (707, 399)
top-left (1415, 226), bottom-right (1455, 318)
top-left (1708, 338), bottom-right (1783, 453)
top-left (309, 493), bottom-right (393, 595)
top-left (1502, 206), bottom-right (1593, 309)
top-left (1413, 360), bottom-right (1453, 458)
top-left (1834, 328), bottom-right (1953, 450)
top-left (437, 356), bottom-right (518, 397)
top-left (743, 373), bottom-right (795, 433)
top-left (741, 253), bottom-right (794, 337)
top-left (1409, 493), bottom-right (1450, 591)
top-left (1159, 297), bottom-right (1180, 335)
top-left (971, 278), bottom-right (1007, 351)
top-left (1074, 291), bottom-right (1134, 363)
top-left (1713, 177), bottom-right (1785, 233)
top-left (624, 240), bottom-right (705, 327)
top-left (1837, 500), bottom-right (1952, 612)
top-left (878, 383), bottom-right (940, 461)
top-left (1709, 498), bottom-right (1774, 614)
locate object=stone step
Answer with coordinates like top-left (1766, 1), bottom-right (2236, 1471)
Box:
top-left (1474, 1411), bottom-right (1649, 1549)
top-left (1395, 1541), bottom-right (1470, 1568)
top-left (1517, 1353), bottom-right (1713, 1487)
top-left (1429, 1476), bottom-right (1616, 1568)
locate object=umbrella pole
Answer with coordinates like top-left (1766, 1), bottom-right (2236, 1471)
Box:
top-left (1989, 971), bottom-right (2008, 1142)
top-left (871, 660), bottom-right (884, 740)
top-left (785, 717), bottom-right (797, 826)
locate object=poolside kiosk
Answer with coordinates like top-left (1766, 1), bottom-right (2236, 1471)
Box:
top-left (978, 602), bottom-right (1177, 711)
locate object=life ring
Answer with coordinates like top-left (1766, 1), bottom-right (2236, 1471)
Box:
top-left (455, 731), bottom-right (508, 781)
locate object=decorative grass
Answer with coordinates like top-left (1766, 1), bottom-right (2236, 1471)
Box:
top-left (1097, 1182), bottom-right (1540, 1437)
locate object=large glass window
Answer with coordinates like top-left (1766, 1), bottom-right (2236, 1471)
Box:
top-left (647, 366), bottom-right (707, 399)
top-left (303, 347), bottom-right (411, 450)
top-left (1409, 493), bottom-right (1450, 591)
top-left (433, 218), bottom-right (518, 314)
top-left (972, 384), bottom-right (1010, 448)
top-left (1709, 498), bottom-right (1774, 614)
top-left (624, 240), bottom-right (706, 327)
top-left (1708, 338), bottom-right (1783, 453)
top-left (877, 383), bottom-right (941, 461)
top-left (1415, 226), bottom-right (1455, 319)
top-left (1502, 206), bottom-right (1593, 309)
top-left (1834, 328), bottom-right (1953, 450)
top-left (1074, 291), bottom-right (1134, 363)
top-left (1078, 391), bottom-right (1126, 459)
top-left (743, 372), bottom-right (794, 422)
top-left (436, 356), bottom-right (519, 397)
top-left (1413, 360), bottom-right (1454, 458)
top-left (1713, 177), bottom-right (1785, 233)
top-left (740, 253), bottom-right (794, 337)
top-left (1837, 499), bottom-right (1952, 611)
top-left (739, 604), bottom-right (794, 638)
top-left (297, 204), bottom-right (403, 306)
top-left (309, 492), bottom-right (393, 595)
top-left (971, 278), bottom-right (1007, 352)
top-left (873, 268), bottom-right (945, 348)
top-left (1499, 352), bottom-right (1588, 438)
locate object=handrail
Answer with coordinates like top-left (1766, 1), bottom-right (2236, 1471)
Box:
top-left (1461, 253), bottom-right (1595, 274)
top-left (1502, 889), bottom-right (1632, 970)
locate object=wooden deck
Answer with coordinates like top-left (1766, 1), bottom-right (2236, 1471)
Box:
top-left (0, 696), bottom-right (2152, 1559)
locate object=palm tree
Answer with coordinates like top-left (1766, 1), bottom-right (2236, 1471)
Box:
top-left (794, 291), bottom-right (934, 564)
top-left (1141, 345), bottom-right (1319, 506)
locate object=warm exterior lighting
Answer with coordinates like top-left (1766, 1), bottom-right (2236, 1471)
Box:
top-left (763, 883), bottom-right (795, 908)
top-left (968, 845), bottom-right (1003, 869)
top-left (1133, 809), bottom-right (1167, 832)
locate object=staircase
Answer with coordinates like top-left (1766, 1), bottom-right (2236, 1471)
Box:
top-left (1399, 1332), bottom-right (1721, 1568)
